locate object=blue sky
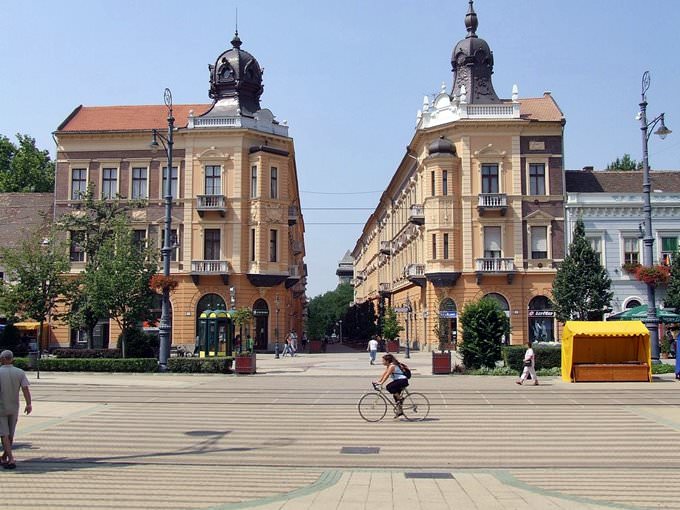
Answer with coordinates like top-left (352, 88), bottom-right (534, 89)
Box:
top-left (2, 0), bottom-right (679, 297)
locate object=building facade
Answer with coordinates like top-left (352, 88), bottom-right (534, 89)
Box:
top-left (565, 169), bottom-right (680, 315)
top-left (352, 2), bottom-right (565, 348)
top-left (52, 33), bottom-right (306, 350)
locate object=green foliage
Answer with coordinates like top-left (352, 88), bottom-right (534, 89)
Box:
top-left (0, 133), bottom-right (54, 192)
top-left (0, 323), bottom-right (23, 355)
top-left (652, 363), bottom-right (676, 374)
top-left (552, 218), bottom-right (613, 322)
top-left (167, 357), bottom-right (232, 373)
top-left (307, 283), bottom-right (354, 338)
top-left (51, 349), bottom-right (121, 358)
top-left (117, 328), bottom-right (158, 358)
top-left (20, 357), bottom-right (159, 372)
top-left (458, 298), bottom-right (510, 369)
top-left (381, 307), bottom-right (403, 341)
top-left (0, 231), bottom-right (74, 350)
top-left (605, 154), bottom-right (642, 171)
top-left (664, 251), bottom-right (680, 310)
top-left (342, 300), bottom-right (377, 340)
top-left (502, 344), bottom-right (562, 372)
top-left (466, 366), bottom-right (517, 376)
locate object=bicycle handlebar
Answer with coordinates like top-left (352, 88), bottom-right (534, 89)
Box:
top-left (372, 382), bottom-right (381, 390)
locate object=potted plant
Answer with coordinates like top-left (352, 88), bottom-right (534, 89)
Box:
top-left (149, 274), bottom-right (179, 293)
top-left (622, 262), bottom-right (641, 275)
top-left (308, 337), bottom-right (323, 353)
top-left (661, 333), bottom-right (672, 360)
top-left (232, 307), bottom-right (256, 374)
top-left (432, 322), bottom-right (452, 375)
top-left (382, 307), bottom-right (403, 353)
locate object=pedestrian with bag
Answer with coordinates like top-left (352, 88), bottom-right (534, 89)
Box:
top-left (374, 354), bottom-right (411, 418)
top-left (516, 341), bottom-right (538, 385)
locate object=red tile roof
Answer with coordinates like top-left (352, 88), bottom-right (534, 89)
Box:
top-left (56, 104), bottom-right (212, 133)
top-left (519, 93), bottom-right (564, 122)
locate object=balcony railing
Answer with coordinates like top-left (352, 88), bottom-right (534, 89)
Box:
top-left (475, 257), bottom-right (515, 272)
top-left (405, 263), bottom-right (425, 278)
top-left (191, 260), bottom-right (229, 274)
top-left (196, 195), bottom-right (226, 217)
top-left (379, 240), bottom-right (391, 255)
top-left (477, 193), bottom-right (507, 215)
top-left (291, 240), bottom-right (303, 255)
top-left (378, 283), bottom-right (391, 296)
top-left (288, 206), bottom-right (298, 225)
top-left (288, 265), bottom-right (301, 279)
top-left (409, 204), bottom-right (425, 225)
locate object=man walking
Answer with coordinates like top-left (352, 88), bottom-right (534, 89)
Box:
top-left (367, 336), bottom-right (379, 365)
top-left (0, 350), bottom-right (32, 469)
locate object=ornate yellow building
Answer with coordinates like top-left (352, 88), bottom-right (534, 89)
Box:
top-left (52, 32), bottom-right (306, 350)
top-left (352, 3), bottom-right (564, 348)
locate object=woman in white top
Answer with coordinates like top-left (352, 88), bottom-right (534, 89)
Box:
top-left (517, 341), bottom-right (538, 385)
top-left (375, 354), bottom-right (409, 416)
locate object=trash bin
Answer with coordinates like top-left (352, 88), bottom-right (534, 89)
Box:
top-left (27, 351), bottom-right (38, 369)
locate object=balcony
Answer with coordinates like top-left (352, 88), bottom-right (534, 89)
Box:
top-left (408, 204), bottom-right (425, 225)
top-left (404, 263), bottom-right (426, 287)
top-left (477, 193), bottom-right (507, 216)
top-left (288, 206), bottom-right (298, 226)
top-left (286, 265), bottom-right (302, 288)
top-left (379, 240), bottom-right (392, 255)
top-left (475, 257), bottom-right (516, 284)
top-left (378, 283), bottom-right (391, 297)
top-left (191, 260), bottom-right (230, 285)
top-left (196, 195), bottom-right (226, 217)
top-left (291, 240), bottom-right (304, 255)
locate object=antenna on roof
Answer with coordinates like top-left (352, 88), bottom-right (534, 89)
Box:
top-left (235, 6), bottom-right (239, 36)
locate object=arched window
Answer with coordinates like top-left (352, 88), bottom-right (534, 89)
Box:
top-left (253, 299), bottom-right (270, 350)
top-left (528, 295), bottom-right (555, 343)
top-left (625, 299), bottom-right (642, 310)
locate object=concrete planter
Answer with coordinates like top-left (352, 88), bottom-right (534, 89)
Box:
top-left (432, 351), bottom-right (452, 375)
top-left (234, 353), bottom-right (256, 374)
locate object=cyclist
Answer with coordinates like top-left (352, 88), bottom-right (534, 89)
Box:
top-left (374, 353), bottom-right (409, 417)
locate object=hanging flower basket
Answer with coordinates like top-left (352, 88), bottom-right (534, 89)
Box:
top-left (622, 262), bottom-right (641, 274)
top-left (635, 265), bottom-right (670, 286)
top-left (149, 274), bottom-right (179, 293)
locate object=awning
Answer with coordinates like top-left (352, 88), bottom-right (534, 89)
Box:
top-left (13, 321), bottom-right (41, 330)
top-left (608, 305), bottom-right (680, 324)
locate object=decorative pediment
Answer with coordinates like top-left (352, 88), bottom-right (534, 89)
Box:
top-left (474, 144), bottom-right (506, 158)
top-left (195, 146), bottom-right (230, 160)
top-left (525, 209), bottom-right (555, 223)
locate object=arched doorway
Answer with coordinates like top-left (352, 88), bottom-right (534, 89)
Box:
top-left (484, 292), bottom-right (510, 344)
top-left (195, 293), bottom-right (226, 343)
top-left (253, 299), bottom-right (269, 350)
top-left (438, 298), bottom-right (458, 348)
top-left (528, 295), bottom-right (555, 343)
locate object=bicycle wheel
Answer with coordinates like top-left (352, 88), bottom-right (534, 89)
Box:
top-left (401, 392), bottom-right (430, 421)
top-left (358, 393), bottom-right (388, 422)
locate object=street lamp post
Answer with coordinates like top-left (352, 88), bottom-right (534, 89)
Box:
top-left (338, 320), bottom-right (343, 344)
top-left (275, 295), bottom-right (280, 358)
top-left (405, 297), bottom-right (411, 359)
top-left (638, 71), bottom-right (672, 362)
top-left (150, 88), bottom-right (175, 371)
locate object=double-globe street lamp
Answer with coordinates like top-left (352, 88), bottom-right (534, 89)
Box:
top-left (638, 71), bottom-right (672, 362)
top-left (404, 297), bottom-right (411, 359)
top-left (150, 88), bottom-right (175, 370)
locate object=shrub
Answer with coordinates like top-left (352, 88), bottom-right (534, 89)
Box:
top-left (20, 358), bottom-right (158, 372)
top-left (502, 344), bottom-right (562, 372)
top-left (459, 298), bottom-right (510, 369)
top-left (117, 328), bottom-right (159, 358)
top-left (652, 363), bottom-right (676, 375)
top-left (167, 357), bottom-right (232, 373)
top-left (51, 348), bottom-right (121, 359)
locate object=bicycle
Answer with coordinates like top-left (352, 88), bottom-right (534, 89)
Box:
top-left (357, 382), bottom-right (430, 422)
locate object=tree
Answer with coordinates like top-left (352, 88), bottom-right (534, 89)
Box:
top-left (458, 297), bottom-right (510, 369)
top-left (233, 307), bottom-right (253, 353)
top-left (664, 251), bottom-right (680, 310)
top-left (605, 153), bottom-right (642, 171)
top-left (0, 133), bottom-right (54, 192)
top-left (552, 218), bottom-right (613, 321)
top-left (307, 283), bottom-right (354, 338)
top-left (381, 307), bottom-right (403, 341)
top-left (0, 230), bottom-right (73, 351)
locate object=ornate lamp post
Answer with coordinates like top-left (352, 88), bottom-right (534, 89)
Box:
top-left (275, 295), bottom-right (280, 358)
top-left (338, 320), bottom-right (343, 344)
top-left (149, 88), bottom-right (175, 371)
top-left (405, 297), bottom-right (411, 359)
top-left (638, 71), bottom-right (672, 362)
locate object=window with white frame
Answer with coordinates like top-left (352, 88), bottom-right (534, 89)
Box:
top-left (529, 163), bottom-right (546, 195)
top-left (269, 229), bottom-right (278, 262)
top-left (270, 167), bottom-right (278, 199)
top-left (431, 234), bottom-right (437, 259)
top-left (102, 167), bottom-right (118, 199)
top-left (530, 226), bottom-right (548, 259)
top-left (204, 229), bottom-right (220, 260)
top-left (661, 236), bottom-right (678, 266)
top-left (443, 233), bottom-right (449, 259)
top-left (481, 164), bottom-right (499, 194)
top-left (71, 168), bottom-right (87, 200)
top-left (442, 170), bottom-right (448, 196)
top-left (131, 167), bottom-right (148, 199)
top-left (587, 236), bottom-right (603, 265)
top-left (204, 165), bottom-right (221, 195)
top-left (132, 229), bottom-right (147, 250)
top-left (623, 237), bottom-right (640, 265)
top-left (251, 165), bottom-right (258, 198)
top-left (162, 166), bottom-right (178, 199)
top-left (69, 231), bottom-right (85, 262)
top-left (484, 226), bottom-right (501, 258)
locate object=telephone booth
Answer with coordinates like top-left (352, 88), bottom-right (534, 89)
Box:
top-left (198, 307), bottom-right (232, 357)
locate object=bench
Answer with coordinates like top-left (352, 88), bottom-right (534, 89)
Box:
top-left (573, 363), bottom-right (650, 382)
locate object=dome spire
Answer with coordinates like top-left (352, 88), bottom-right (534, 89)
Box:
top-left (465, 0), bottom-right (478, 38)
top-left (231, 30), bottom-right (242, 49)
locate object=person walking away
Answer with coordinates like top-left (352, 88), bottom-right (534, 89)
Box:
top-left (374, 354), bottom-right (409, 418)
top-left (282, 333), bottom-right (292, 357)
top-left (367, 336), bottom-right (379, 365)
top-left (289, 331), bottom-right (298, 356)
top-left (0, 350), bottom-right (32, 469)
top-left (517, 341), bottom-right (538, 385)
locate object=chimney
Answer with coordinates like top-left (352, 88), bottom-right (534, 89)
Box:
top-left (582, 166), bottom-right (594, 172)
